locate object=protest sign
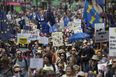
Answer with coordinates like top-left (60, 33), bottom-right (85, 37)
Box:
top-left (109, 27), bottom-right (116, 57)
top-left (68, 19), bottom-right (82, 33)
top-left (52, 32), bottom-right (64, 46)
top-left (17, 33), bottom-right (30, 44)
top-left (97, 63), bottom-right (107, 71)
top-left (39, 36), bottom-right (49, 45)
top-left (30, 58), bottom-right (43, 69)
top-left (28, 30), bottom-right (40, 41)
top-left (95, 31), bottom-right (109, 43)
top-left (94, 23), bottom-right (108, 43)
top-left (95, 23), bottom-right (105, 33)
top-left (18, 37), bottom-right (28, 44)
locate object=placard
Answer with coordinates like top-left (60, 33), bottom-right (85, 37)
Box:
top-left (97, 63), bottom-right (107, 71)
top-left (95, 23), bottom-right (105, 33)
top-left (109, 27), bottom-right (116, 57)
top-left (52, 32), bottom-right (64, 46)
top-left (28, 30), bottom-right (40, 41)
top-left (95, 22), bottom-right (108, 43)
top-left (68, 20), bottom-right (82, 33)
top-left (17, 33), bottom-right (30, 44)
top-left (30, 58), bottom-right (43, 69)
top-left (39, 36), bottom-right (49, 45)
top-left (18, 37), bottom-right (28, 44)
top-left (95, 31), bottom-right (109, 43)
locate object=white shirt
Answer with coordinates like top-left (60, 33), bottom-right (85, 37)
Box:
top-left (43, 64), bottom-right (54, 71)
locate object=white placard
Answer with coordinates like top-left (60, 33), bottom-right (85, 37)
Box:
top-left (109, 27), bottom-right (116, 57)
top-left (30, 58), bottom-right (43, 69)
top-left (39, 36), bottom-right (49, 45)
top-left (95, 23), bottom-right (105, 33)
top-left (94, 23), bottom-right (108, 43)
top-left (68, 20), bottom-right (82, 33)
top-left (52, 32), bottom-right (64, 46)
top-left (97, 63), bottom-right (107, 71)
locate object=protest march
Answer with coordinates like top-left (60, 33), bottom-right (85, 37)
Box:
top-left (0, 0), bottom-right (116, 77)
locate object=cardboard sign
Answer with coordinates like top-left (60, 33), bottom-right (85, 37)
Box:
top-left (95, 31), bottom-right (109, 43)
top-left (52, 32), bottom-right (64, 46)
top-left (30, 58), bottom-right (43, 69)
top-left (109, 27), bottom-right (116, 57)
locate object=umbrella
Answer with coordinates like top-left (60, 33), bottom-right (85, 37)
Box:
top-left (68, 32), bottom-right (90, 43)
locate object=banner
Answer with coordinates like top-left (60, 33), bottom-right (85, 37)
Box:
top-left (52, 32), bottom-right (64, 46)
top-left (109, 27), bottom-right (116, 57)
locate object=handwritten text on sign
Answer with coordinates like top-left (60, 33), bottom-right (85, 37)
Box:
top-left (109, 28), bottom-right (116, 57)
top-left (52, 32), bottom-right (63, 46)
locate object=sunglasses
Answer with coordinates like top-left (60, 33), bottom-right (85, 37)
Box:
top-left (14, 70), bottom-right (21, 73)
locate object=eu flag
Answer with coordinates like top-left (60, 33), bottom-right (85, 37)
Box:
top-left (83, 0), bottom-right (103, 27)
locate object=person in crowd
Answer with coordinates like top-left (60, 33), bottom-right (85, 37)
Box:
top-left (35, 47), bottom-right (42, 58)
top-left (79, 40), bottom-right (94, 72)
top-left (56, 62), bottom-right (65, 77)
top-left (43, 54), bottom-right (56, 72)
top-left (14, 50), bottom-right (29, 77)
top-left (73, 65), bottom-right (80, 75)
top-left (67, 56), bottom-right (77, 66)
top-left (62, 65), bottom-right (76, 77)
top-left (106, 59), bottom-right (116, 77)
top-left (12, 64), bottom-right (22, 77)
top-left (88, 55), bottom-right (99, 77)
top-left (0, 55), bottom-right (13, 77)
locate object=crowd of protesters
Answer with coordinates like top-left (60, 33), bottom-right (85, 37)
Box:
top-left (0, 39), bottom-right (116, 77)
top-left (0, 0), bottom-right (116, 77)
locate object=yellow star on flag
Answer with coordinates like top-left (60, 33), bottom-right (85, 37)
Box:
top-left (87, 5), bottom-right (92, 13)
top-left (90, 16), bottom-right (96, 24)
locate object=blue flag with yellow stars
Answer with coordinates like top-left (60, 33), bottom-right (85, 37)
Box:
top-left (83, 0), bottom-right (103, 27)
